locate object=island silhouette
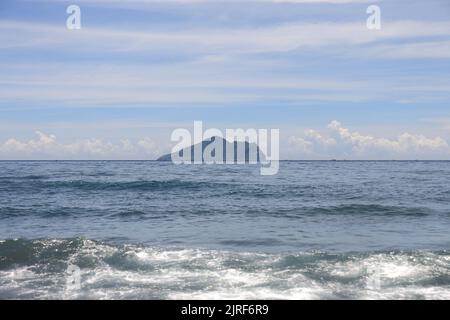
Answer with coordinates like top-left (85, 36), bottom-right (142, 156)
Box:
top-left (157, 136), bottom-right (264, 163)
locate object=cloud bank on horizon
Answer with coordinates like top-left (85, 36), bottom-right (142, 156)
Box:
top-left (1, 121), bottom-right (449, 160)
top-left (0, 0), bottom-right (450, 159)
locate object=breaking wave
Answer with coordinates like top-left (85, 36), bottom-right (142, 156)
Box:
top-left (0, 238), bottom-right (449, 300)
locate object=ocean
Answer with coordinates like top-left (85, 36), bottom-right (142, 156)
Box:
top-left (0, 160), bottom-right (449, 299)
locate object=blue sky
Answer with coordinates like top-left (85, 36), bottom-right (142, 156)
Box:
top-left (1, 0), bottom-right (450, 159)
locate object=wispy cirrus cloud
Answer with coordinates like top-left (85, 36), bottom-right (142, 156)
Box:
top-left (1, 18), bottom-right (450, 107)
top-left (2, 61), bottom-right (450, 107)
top-left (43, 0), bottom-right (379, 4)
top-left (2, 20), bottom-right (450, 55)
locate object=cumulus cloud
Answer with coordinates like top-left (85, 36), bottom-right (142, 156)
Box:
top-left (2, 123), bottom-right (450, 160)
top-left (289, 121), bottom-right (450, 159)
top-left (0, 131), bottom-right (162, 160)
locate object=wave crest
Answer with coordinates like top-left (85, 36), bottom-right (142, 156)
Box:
top-left (0, 238), bottom-right (449, 300)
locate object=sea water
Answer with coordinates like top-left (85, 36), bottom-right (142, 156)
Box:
top-left (0, 161), bottom-right (449, 299)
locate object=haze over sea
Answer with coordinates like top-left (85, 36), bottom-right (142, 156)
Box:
top-left (0, 161), bottom-right (449, 299)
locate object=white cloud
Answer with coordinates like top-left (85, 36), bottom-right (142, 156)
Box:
top-left (2, 20), bottom-right (450, 55)
top-left (2, 18), bottom-right (450, 106)
top-left (2, 123), bottom-right (450, 160)
top-left (365, 40), bottom-right (450, 59)
top-left (1, 18), bottom-right (450, 107)
top-left (2, 60), bottom-right (450, 107)
top-left (46, 0), bottom-right (378, 4)
top-left (289, 121), bottom-right (450, 159)
top-left (0, 131), bottom-right (163, 160)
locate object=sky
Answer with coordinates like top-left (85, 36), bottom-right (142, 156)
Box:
top-left (0, 0), bottom-right (450, 159)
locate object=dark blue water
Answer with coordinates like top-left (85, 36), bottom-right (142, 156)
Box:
top-left (0, 161), bottom-right (449, 299)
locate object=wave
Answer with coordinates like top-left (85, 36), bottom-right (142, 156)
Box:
top-left (0, 179), bottom-right (229, 192)
top-left (0, 238), bottom-right (449, 300)
top-left (218, 204), bottom-right (435, 218)
top-left (297, 204), bottom-right (434, 217)
top-left (0, 203), bottom-right (434, 220)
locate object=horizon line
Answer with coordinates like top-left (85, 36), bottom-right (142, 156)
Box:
top-left (1, 159), bottom-right (450, 162)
